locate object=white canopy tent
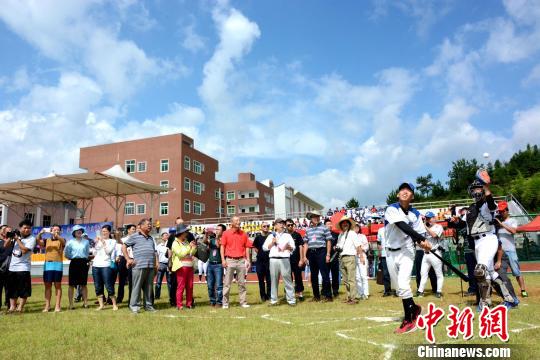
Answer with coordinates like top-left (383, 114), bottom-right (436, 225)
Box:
top-left (0, 165), bottom-right (168, 226)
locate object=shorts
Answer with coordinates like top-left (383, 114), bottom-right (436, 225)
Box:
top-left (69, 258), bottom-right (90, 286)
top-left (7, 271), bottom-right (32, 299)
top-left (44, 261), bottom-right (63, 283)
top-left (505, 250), bottom-right (521, 277)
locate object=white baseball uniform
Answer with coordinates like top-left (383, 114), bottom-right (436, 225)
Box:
top-left (418, 223), bottom-right (444, 293)
top-left (384, 203), bottom-right (426, 299)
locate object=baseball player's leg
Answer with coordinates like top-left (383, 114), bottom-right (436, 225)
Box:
top-left (386, 253), bottom-right (399, 292)
top-left (431, 254), bottom-right (444, 294)
top-left (475, 235), bottom-right (499, 281)
top-left (417, 256), bottom-right (430, 294)
top-left (396, 251), bottom-right (414, 299)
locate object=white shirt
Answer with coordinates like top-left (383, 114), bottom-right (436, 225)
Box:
top-left (377, 227), bottom-right (387, 257)
top-left (263, 231), bottom-right (295, 258)
top-left (92, 239), bottom-right (115, 268)
top-left (122, 235), bottom-right (134, 258)
top-left (425, 223), bottom-right (444, 250)
top-left (498, 218), bottom-right (518, 252)
top-left (336, 230), bottom-right (362, 256)
top-left (9, 236), bottom-right (36, 272)
top-left (384, 203), bottom-right (425, 250)
top-left (156, 243), bottom-right (169, 264)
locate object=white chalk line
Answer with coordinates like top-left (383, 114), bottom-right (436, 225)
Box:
top-left (261, 314), bottom-right (292, 325)
top-left (335, 329), bottom-right (396, 360)
top-left (511, 321), bottom-right (540, 333)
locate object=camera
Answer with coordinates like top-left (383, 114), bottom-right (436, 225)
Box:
top-left (6, 229), bottom-right (20, 239)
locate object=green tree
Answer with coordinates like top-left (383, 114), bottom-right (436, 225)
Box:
top-left (431, 180), bottom-right (448, 198)
top-left (386, 188), bottom-right (398, 205)
top-left (447, 158), bottom-right (480, 196)
top-left (345, 197), bottom-right (359, 209)
top-left (416, 173), bottom-right (434, 197)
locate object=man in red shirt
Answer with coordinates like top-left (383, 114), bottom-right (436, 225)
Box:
top-left (220, 216), bottom-right (252, 309)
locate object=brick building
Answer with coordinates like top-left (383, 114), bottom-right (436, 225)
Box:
top-left (223, 173), bottom-right (274, 217)
top-left (79, 134), bottom-right (223, 226)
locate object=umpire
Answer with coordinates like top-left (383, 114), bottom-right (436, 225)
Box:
top-left (300, 210), bottom-right (333, 302)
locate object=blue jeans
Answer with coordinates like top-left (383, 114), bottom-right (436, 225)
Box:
top-left (207, 263), bottom-right (223, 305)
top-left (505, 250), bottom-right (522, 277)
top-left (155, 263), bottom-right (170, 299)
top-left (92, 266), bottom-right (115, 297)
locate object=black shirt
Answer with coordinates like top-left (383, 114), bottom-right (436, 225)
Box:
top-left (252, 233), bottom-right (270, 264)
top-left (289, 231), bottom-right (303, 261)
top-left (0, 239), bottom-right (14, 272)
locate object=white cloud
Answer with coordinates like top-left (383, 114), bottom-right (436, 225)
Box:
top-left (0, 0), bottom-right (181, 102)
top-left (182, 22), bottom-right (206, 53)
top-left (522, 63), bottom-right (540, 86)
top-left (198, 5), bottom-right (261, 112)
top-left (512, 105), bottom-right (540, 145)
top-left (370, 0), bottom-right (455, 37)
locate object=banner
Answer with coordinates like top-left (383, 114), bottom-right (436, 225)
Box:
top-left (32, 221), bottom-right (113, 241)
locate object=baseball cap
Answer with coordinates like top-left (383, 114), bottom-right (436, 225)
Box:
top-left (425, 211), bottom-right (436, 218)
top-left (398, 182), bottom-right (415, 192)
top-left (497, 201), bottom-right (509, 212)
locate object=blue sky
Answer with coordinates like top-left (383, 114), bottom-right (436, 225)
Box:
top-left (1, 0), bottom-right (539, 208)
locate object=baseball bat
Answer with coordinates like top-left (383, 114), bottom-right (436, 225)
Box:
top-left (429, 249), bottom-right (469, 282)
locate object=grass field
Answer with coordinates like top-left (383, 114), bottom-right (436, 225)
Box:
top-left (1, 275), bottom-right (540, 359)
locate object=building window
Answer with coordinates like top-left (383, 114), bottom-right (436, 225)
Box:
top-left (125, 159), bottom-right (135, 173)
top-left (160, 202), bottom-right (169, 216)
top-left (184, 177), bottom-right (191, 191)
top-left (226, 191), bottom-right (235, 201)
top-left (137, 161), bottom-right (147, 172)
top-left (184, 156), bottom-right (190, 170)
top-left (184, 199), bottom-right (191, 213)
top-left (160, 180), bottom-right (169, 194)
top-left (193, 160), bottom-right (203, 174)
top-left (193, 202), bottom-right (203, 215)
top-left (248, 192), bottom-right (255, 198)
top-left (125, 202), bottom-right (135, 215)
top-left (42, 215), bottom-right (51, 227)
top-left (136, 204), bottom-right (146, 214)
top-left (249, 206), bottom-right (256, 213)
top-left (69, 218), bottom-right (75, 225)
top-left (215, 189), bottom-right (221, 200)
top-left (227, 205), bottom-right (235, 215)
top-left (193, 181), bottom-right (202, 195)
top-left (160, 159), bottom-right (169, 172)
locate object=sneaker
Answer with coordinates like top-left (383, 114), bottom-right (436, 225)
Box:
top-left (416, 291), bottom-right (424, 298)
top-left (298, 295), bottom-right (305, 302)
top-left (434, 292), bottom-right (442, 298)
top-left (287, 302), bottom-right (296, 307)
top-left (222, 305), bottom-right (229, 309)
top-left (322, 297), bottom-right (333, 303)
top-left (521, 290), bottom-right (529, 297)
top-left (145, 307), bottom-right (157, 312)
top-left (382, 292), bottom-right (391, 297)
top-left (503, 301), bottom-right (518, 309)
top-left (240, 304), bottom-right (251, 308)
top-left (268, 302), bottom-right (279, 306)
top-left (395, 319), bottom-right (417, 334)
top-left (347, 299), bottom-right (358, 305)
top-left (513, 297), bottom-right (520, 306)
top-left (311, 297), bottom-right (321, 302)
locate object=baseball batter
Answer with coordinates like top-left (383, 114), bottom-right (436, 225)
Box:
top-left (385, 182), bottom-right (431, 334)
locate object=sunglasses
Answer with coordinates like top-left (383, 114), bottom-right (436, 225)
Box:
top-left (286, 224), bottom-right (294, 227)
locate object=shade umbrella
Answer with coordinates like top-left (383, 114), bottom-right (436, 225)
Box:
top-left (329, 210), bottom-right (346, 233)
top-left (517, 215), bottom-right (540, 232)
